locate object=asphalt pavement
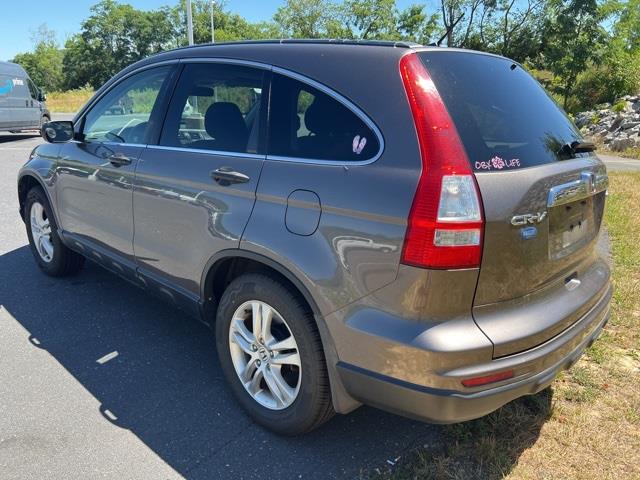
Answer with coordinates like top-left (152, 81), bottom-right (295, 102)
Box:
top-left (0, 126), bottom-right (636, 480)
top-left (0, 127), bottom-right (438, 479)
top-left (596, 153), bottom-right (640, 172)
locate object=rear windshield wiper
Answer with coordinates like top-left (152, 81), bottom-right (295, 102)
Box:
top-left (558, 141), bottom-right (596, 157)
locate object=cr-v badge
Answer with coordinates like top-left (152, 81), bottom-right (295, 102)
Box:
top-left (510, 211), bottom-right (547, 226)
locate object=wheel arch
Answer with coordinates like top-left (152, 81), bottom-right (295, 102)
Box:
top-left (201, 249), bottom-right (322, 317)
top-left (200, 249), bottom-right (361, 414)
top-left (17, 172), bottom-right (58, 225)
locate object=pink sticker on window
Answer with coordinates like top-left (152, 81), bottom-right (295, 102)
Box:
top-left (352, 135), bottom-right (367, 155)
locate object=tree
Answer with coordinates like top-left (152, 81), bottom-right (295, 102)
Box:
top-left (611, 0), bottom-right (640, 52)
top-left (340, 0), bottom-right (438, 42)
top-left (342, 0), bottom-right (398, 39)
top-left (397, 5), bottom-right (439, 44)
top-left (274, 0), bottom-right (343, 38)
top-left (543, 0), bottom-right (606, 108)
top-left (62, 0), bottom-right (175, 89)
top-left (434, 0), bottom-right (544, 60)
top-left (11, 24), bottom-right (64, 92)
top-left (168, 0), bottom-right (280, 45)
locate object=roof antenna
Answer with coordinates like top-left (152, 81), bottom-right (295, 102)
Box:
top-left (430, 13), bottom-right (465, 47)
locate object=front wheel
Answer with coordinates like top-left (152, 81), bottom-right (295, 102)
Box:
top-left (25, 187), bottom-right (85, 276)
top-left (215, 273), bottom-right (334, 435)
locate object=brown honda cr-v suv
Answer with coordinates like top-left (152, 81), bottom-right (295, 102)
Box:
top-left (19, 40), bottom-right (611, 435)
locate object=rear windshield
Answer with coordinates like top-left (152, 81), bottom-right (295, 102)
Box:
top-left (419, 51), bottom-right (583, 172)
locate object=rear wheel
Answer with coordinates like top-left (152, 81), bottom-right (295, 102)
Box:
top-left (215, 273), bottom-right (334, 435)
top-left (25, 187), bottom-right (85, 276)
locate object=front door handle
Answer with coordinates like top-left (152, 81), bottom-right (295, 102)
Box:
top-left (108, 153), bottom-right (132, 167)
top-left (211, 167), bottom-right (250, 185)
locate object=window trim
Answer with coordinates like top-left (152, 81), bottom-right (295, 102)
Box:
top-left (145, 144), bottom-right (265, 160)
top-left (72, 57), bottom-right (384, 165)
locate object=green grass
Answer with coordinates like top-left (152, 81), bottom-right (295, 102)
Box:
top-left (365, 173), bottom-right (640, 480)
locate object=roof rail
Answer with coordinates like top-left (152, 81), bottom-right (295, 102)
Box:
top-left (163, 38), bottom-right (422, 54)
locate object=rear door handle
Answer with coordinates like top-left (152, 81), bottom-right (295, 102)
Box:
top-left (211, 167), bottom-right (250, 185)
top-left (108, 153), bottom-right (132, 167)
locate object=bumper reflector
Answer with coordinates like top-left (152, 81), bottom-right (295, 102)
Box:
top-left (461, 370), bottom-right (514, 388)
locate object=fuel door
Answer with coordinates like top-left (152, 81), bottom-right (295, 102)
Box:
top-left (285, 189), bottom-right (321, 236)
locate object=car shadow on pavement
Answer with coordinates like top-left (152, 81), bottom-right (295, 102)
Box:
top-left (0, 245), bottom-right (550, 479)
top-left (0, 133), bottom-right (40, 144)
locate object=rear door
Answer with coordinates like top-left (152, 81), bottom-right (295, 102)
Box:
top-left (133, 61), bottom-right (268, 297)
top-left (419, 51), bottom-right (608, 356)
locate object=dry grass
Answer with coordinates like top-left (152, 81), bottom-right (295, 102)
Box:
top-left (45, 88), bottom-right (94, 113)
top-left (590, 137), bottom-right (640, 160)
top-left (366, 173), bottom-right (640, 480)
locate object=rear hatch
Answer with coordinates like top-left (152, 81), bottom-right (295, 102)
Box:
top-left (419, 50), bottom-right (609, 357)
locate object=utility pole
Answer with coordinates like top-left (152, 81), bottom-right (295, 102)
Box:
top-left (186, 0), bottom-right (194, 45)
top-left (210, 0), bottom-right (215, 43)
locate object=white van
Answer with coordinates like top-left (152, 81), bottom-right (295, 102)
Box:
top-left (0, 61), bottom-right (50, 133)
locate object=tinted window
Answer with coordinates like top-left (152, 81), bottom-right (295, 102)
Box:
top-left (269, 74), bottom-right (380, 161)
top-left (160, 63), bottom-right (265, 154)
top-left (83, 66), bottom-right (170, 144)
top-left (419, 52), bottom-right (583, 172)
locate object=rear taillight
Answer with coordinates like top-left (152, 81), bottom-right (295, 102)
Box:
top-left (399, 53), bottom-right (484, 270)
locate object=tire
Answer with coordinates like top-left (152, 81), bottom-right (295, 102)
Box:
top-left (25, 186), bottom-right (85, 277)
top-left (41, 114), bottom-right (50, 127)
top-left (216, 273), bottom-right (334, 435)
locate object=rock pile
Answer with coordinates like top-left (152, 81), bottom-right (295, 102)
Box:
top-left (575, 95), bottom-right (640, 151)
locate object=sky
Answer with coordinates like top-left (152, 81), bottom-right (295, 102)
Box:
top-left (0, 0), bottom-right (422, 61)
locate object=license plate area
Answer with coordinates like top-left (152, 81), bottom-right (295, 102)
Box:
top-left (548, 196), bottom-right (599, 260)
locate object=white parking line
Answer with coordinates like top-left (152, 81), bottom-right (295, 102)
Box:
top-left (96, 351), bottom-right (119, 364)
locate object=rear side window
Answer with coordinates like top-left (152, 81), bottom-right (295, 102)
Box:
top-left (268, 73), bottom-right (380, 162)
top-left (159, 63), bottom-right (265, 154)
top-left (418, 52), bottom-right (582, 171)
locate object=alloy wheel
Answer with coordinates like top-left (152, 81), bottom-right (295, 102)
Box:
top-left (228, 300), bottom-right (302, 410)
top-left (30, 202), bottom-right (54, 263)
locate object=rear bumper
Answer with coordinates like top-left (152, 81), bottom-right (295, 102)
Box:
top-left (336, 283), bottom-right (611, 423)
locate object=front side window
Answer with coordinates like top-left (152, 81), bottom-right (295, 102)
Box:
top-left (268, 73), bottom-right (380, 162)
top-left (159, 63), bottom-right (265, 154)
top-left (27, 79), bottom-right (39, 99)
top-left (82, 66), bottom-right (170, 144)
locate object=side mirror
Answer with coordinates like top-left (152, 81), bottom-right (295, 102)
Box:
top-left (42, 121), bottom-right (74, 143)
top-left (38, 90), bottom-right (46, 102)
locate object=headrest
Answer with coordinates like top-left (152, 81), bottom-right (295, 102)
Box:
top-left (189, 86), bottom-right (214, 97)
top-left (204, 102), bottom-right (248, 149)
top-left (304, 96), bottom-right (358, 136)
